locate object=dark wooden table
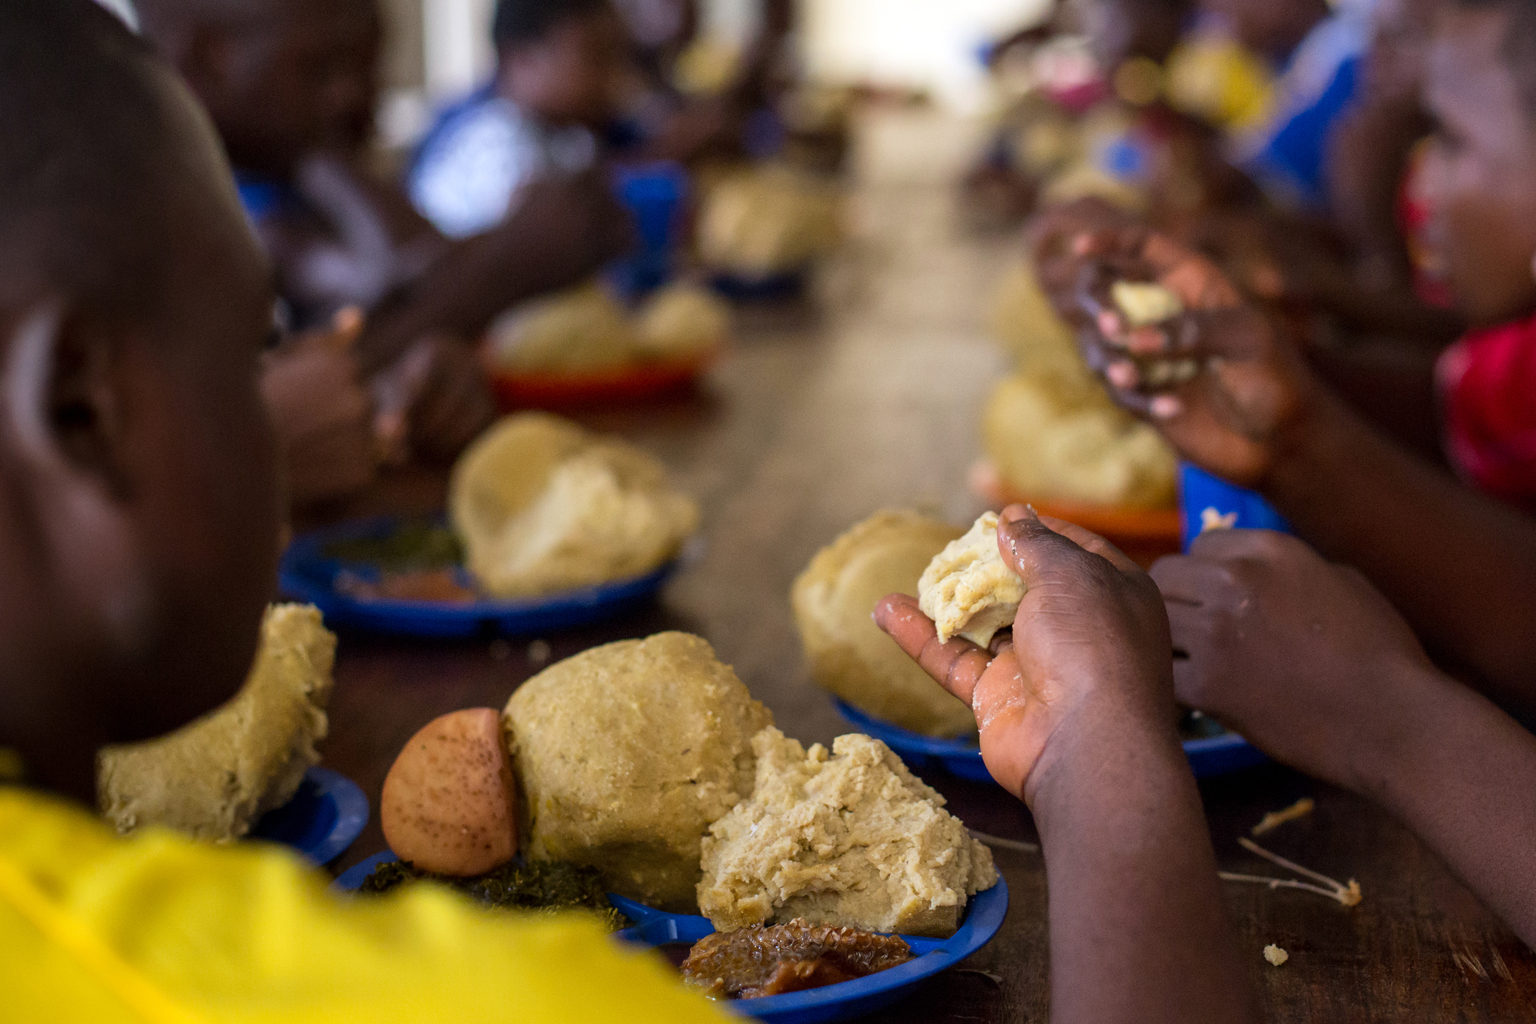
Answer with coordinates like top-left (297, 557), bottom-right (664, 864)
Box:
top-left (314, 111), bottom-right (1535, 1021)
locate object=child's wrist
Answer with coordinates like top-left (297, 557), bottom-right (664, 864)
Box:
top-left (1347, 659), bottom-right (1465, 807)
top-left (1258, 378), bottom-right (1350, 499)
top-left (1024, 697), bottom-right (1187, 812)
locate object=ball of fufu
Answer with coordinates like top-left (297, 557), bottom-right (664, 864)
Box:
top-left (503, 633), bottom-right (773, 911)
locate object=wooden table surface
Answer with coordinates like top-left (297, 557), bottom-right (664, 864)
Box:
top-left (313, 110), bottom-right (1535, 1021)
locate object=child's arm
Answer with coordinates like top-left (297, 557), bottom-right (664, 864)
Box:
top-left (1156, 530), bottom-right (1536, 946)
top-left (876, 509), bottom-right (1261, 1024)
top-left (1059, 222), bottom-right (1536, 720)
top-left (355, 172), bottom-right (634, 374)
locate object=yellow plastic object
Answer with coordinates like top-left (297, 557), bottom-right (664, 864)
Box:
top-left (0, 789), bottom-right (728, 1023)
top-left (1165, 34), bottom-right (1275, 133)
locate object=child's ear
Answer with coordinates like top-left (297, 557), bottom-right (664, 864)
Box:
top-left (0, 302), bottom-right (152, 652)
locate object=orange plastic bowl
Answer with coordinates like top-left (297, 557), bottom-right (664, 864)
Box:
top-left (970, 461), bottom-right (1183, 567)
top-left (489, 347), bottom-right (721, 411)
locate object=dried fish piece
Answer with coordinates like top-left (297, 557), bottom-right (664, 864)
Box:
top-left (681, 920), bottom-right (912, 1000)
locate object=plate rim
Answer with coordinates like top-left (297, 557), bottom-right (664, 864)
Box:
top-left (833, 698), bottom-right (1263, 775)
top-left (251, 765), bottom-right (370, 866)
top-left (278, 515), bottom-right (681, 623)
top-left (333, 851), bottom-right (1008, 1020)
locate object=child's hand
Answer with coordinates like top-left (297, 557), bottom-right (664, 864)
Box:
top-left (261, 315), bottom-right (377, 506)
top-left (1153, 529), bottom-right (1436, 793)
top-left (876, 506), bottom-right (1177, 804)
top-left (370, 335), bottom-right (497, 465)
top-left (1074, 227), bottom-right (1321, 488)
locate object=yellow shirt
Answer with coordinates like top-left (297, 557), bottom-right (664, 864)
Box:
top-left (0, 789), bottom-right (728, 1024)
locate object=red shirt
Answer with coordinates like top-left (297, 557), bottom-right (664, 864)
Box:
top-left (1439, 310), bottom-right (1536, 508)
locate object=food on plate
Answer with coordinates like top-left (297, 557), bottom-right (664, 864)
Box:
top-left (917, 512), bottom-right (1026, 648)
top-left (1263, 944), bottom-right (1289, 967)
top-left (681, 920), bottom-right (913, 999)
top-left (486, 282), bottom-right (634, 373)
top-left (697, 164), bottom-right (842, 278)
top-left (990, 260), bottom-right (1095, 393)
top-left (449, 413), bottom-right (699, 598)
top-left (983, 371), bottom-right (1178, 509)
top-left (323, 520), bottom-right (463, 571)
top-left (335, 567), bottom-right (479, 604)
top-left (485, 281), bottom-right (728, 375)
top-left (791, 510), bottom-right (975, 737)
top-left (359, 857), bottom-right (625, 930)
top-left (97, 604), bottom-right (335, 841)
top-left (381, 708), bottom-right (518, 877)
top-left (1111, 279), bottom-right (1184, 327)
top-left (634, 283), bottom-right (732, 359)
top-left (505, 632), bottom-right (773, 911)
top-left (697, 727), bottom-right (998, 937)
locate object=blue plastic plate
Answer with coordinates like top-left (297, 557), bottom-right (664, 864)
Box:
top-left (251, 766), bottom-right (369, 865)
top-left (709, 269), bottom-right (808, 301)
top-left (334, 852), bottom-right (1008, 1024)
top-left (278, 516), bottom-right (679, 639)
top-left (834, 700), bottom-right (1267, 782)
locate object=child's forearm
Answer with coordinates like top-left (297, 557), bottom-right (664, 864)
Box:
top-left (1363, 662), bottom-right (1536, 947)
top-left (1029, 708), bottom-right (1261, 1024)
top-left (1263, 389), bottom-right (1536, 721)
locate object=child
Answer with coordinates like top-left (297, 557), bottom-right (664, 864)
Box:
top-left (875, 510), bottom-right (1264, 1024)
top-left (877, 512), bottom-right (1536, 963)
top-left (1034, 0), bottom-right (1536, 720)
top-left (409, 0), bottom-right (628, 240)
top-left (141, 0), bottom-right (631, 467)
top-left (0, 4), bottom-right (727, 1018)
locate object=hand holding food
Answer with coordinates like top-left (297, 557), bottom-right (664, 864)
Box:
top-left (381, 708), bottom-right (518, 877)
top-left (1055, 222), bottom-right (1321, 489)
top-left (1152, 529), bottom-right (1437, 793)
top-left (877, 507), bottom-right (1176, 802)
top-left (260, 322), bottom-right (377, 507)
top-left (371, 334), bottom-right (498, 466)
top-left (918, 512), bottom-right (1027, 648)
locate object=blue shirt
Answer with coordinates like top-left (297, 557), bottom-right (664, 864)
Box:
top-left (408, 87), bottom-right (597, 239)
top-left (1234, 2), bottom-right (1374, 209)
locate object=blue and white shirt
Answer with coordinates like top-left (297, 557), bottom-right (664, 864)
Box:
top-left (408, 87), bottom-right (598, 239)
top-left (1232, 0), bottom-right (1375, 209)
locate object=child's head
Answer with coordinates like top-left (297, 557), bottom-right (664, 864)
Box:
top-left (0, 0), bottom-right (282, 796)
top-left (140, 0), bottom-right (383, 176)
top-left (1421, 0), bottom-right (1536, 324)
top-left (1197, 0), bottom-right (1330, 58)
top-left (495, 0), bottom-right (625, 127)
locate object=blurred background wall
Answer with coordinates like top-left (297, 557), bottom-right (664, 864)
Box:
top-left (374, 0), bottom-right (1049, 147)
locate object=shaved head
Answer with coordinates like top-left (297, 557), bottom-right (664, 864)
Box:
top-left (0, 0), bottom-right (282, 800)
top-left (0, 0), bottom-right (199, 319)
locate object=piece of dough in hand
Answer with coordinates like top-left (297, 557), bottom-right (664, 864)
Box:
top-left (1111, 280), bottom-right (1183, 327)
top-left (918, 512), bottom-right (1026, 647)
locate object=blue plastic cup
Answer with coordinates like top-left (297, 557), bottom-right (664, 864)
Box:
top-left (608, 161), bottom-right (690, 298)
